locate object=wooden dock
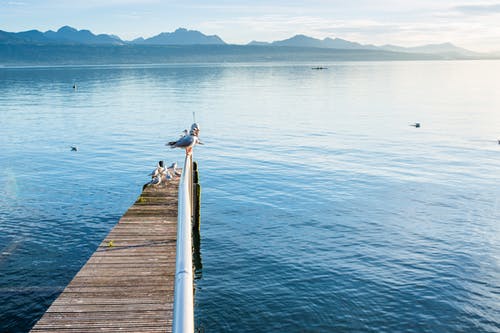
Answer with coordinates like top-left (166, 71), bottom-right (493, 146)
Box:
top-left (31, 178), bottom-right (180, 333)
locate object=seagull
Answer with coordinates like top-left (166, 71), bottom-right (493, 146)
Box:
top-left (190, 123), bottom-right (201, 136)
top-left (166, 123), bottom-right (203, 155)
top-left (168, 162), bottom-right (182, 177)
top-left (162, 168), bottom-right (173, 181)
top-left (150, 161), bottom-right (165, 178)
top-left (150, 173), bottom-right (162, 186)
top-left (410, 123), bottom-right (421, 128)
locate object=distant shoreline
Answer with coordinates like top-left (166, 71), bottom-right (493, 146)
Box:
top-left (2, 44), bottom-right (498, 66)
top-left (2, 59), bottom-right (500, 70)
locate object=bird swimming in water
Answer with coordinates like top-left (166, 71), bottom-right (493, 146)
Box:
top-left (410, 123), bottom-right (421, 128)
top-left (166, 123), bottom-right (203, 155)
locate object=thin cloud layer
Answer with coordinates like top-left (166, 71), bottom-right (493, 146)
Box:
top-left (454, 3), bottom-right (500, 15)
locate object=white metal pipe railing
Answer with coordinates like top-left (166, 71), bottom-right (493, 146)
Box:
top-left (172, 153), bottom-right (194, 333)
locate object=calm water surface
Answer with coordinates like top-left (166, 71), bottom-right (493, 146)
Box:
top-left (0, 61), bottom-right (499, 332)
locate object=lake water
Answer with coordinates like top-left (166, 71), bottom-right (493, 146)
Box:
top-left (0, 61), bottom-right (499, 332)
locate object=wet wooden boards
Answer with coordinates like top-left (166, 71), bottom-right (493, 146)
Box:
top-left (31, 178), bottom-right (180, 333)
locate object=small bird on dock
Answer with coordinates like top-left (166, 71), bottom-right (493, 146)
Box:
top-left (150, 173), bottom-right (162, 186)
top-left (163, 168), bottom-right (173, 180)
top-left (168, 162), bottom-right (182, 177)
top-left (166, 123), bottom-right (203, 155)
top-left (150, 161), bottom-right (165, 178)
top-left (410, 123), bottom-right (421, 128)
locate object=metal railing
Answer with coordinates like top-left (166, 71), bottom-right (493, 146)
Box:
top-left (172, 153), bottom-right (194, 333)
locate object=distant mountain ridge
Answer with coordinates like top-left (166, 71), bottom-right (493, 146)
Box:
top-left (0, 26), bottom-right (224, 46)
top-left (255, 34), bottom-right (378, 50)
top-left (249, 34), bottom-right (479, 56)
top-left (0, 26), bottom-right (123, 45)
top-left (132, 28), bottom-right (225, 45)
top-left (0, 25), bottom-right (484, 57)
top-left (45, 26), bottom-right (123, 45)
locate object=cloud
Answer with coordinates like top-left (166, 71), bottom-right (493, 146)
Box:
top-left (454, 3), bottom-right (500, 15)
top-left (197, 11), bottom-right (500, 52)
top-left (5, 1), bottom-right (26, 5)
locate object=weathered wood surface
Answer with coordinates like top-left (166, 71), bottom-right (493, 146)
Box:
top-left (31, 177), bottom-right (179, 333)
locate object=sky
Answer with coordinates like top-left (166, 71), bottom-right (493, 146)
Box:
top-left (1, 0), bottom-right (500, 52)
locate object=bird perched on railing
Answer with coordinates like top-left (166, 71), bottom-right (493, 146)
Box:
top-left (190, 123), bottom-right (200, 136)
top-left (166, 123), bottom-right (203, 155)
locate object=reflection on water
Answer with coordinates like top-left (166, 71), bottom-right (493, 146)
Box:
top-left (0, 61), bottom-right (499, 332)
top-left (193, 161), bottom-right (203, 280)
top-left (193, 226), bottom-right (203, 281)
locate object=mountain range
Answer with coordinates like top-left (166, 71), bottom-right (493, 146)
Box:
top-left (0, 26), bottom-right (482, 57)
top-left (0, 26), bottom-right (123, 45)
top-left (249, 34), bottom-right (480, 57)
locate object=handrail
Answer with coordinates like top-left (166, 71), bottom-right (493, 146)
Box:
top-left (172, 153), bottom-right (194, 333)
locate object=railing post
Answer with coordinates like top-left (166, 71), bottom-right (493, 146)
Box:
top-left (172, 153), bottom-right (194, 333)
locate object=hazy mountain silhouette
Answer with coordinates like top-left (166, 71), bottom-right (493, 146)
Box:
top-left (0, 26), bottom-right (225, 46)
top-left (0, 26), bottom-right (480, 56)
top-left (0, 26), bottom-right (495, 64)
top-left (267, 34), bottom-right (377, 50)
top-left (11, 30), bottom-right (51, 43)
top-left (132, 28), bottom-right (225, 45)
top-left (0, 26), bottom-right (123, 45)
top-left (250, 34), bottom-right (477, 56)
top-left (379, 42), bottom-right (479, 56)
top-left (247, 40), bottom-right (270, 46)
top-left (44, 26), bottom-right (123, 45)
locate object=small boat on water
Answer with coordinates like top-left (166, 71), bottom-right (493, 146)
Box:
top-left (312, 66), bottom-right (328, 70)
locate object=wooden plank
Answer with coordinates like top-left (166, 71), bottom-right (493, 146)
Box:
top-left (30, 176), bottom-right (180, 333)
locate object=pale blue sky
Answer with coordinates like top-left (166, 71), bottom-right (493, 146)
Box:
top-left (2, 0), bottom-right (500, 51)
